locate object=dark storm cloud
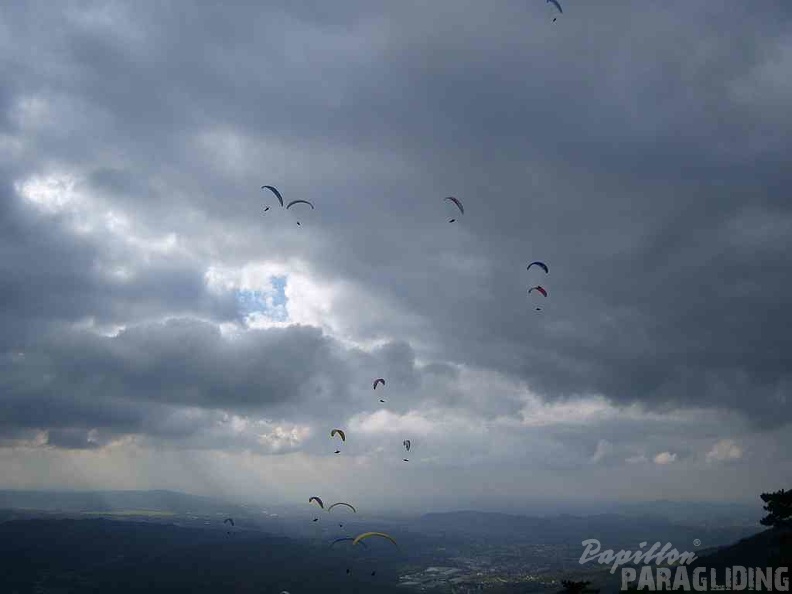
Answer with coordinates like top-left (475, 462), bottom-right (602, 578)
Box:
top-left (0, 306), bottom-right (437, 448)
top-left (284, 2), bottom-right (792, 425)
top-left (1, 321), bottom-right (342, 418)
top-left (0, 176), bottom-right (238, 351)
top-left (0, 179), bottom-right (99, 345)
top-left (45, 428), bottom-right (102, 450)
top-left (1, 0), bottom-right (791, 460)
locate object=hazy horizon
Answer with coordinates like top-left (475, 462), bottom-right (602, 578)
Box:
top-left (1, 1), bottom-right (791, 514)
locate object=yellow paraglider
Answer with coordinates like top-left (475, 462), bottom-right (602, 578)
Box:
top-left (352, 531), bottom-right (399, 548)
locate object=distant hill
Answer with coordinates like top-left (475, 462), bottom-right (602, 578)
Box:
top-left (0, 518), bottom-right (407, 593)
top-left (608, 500), bottom-right (761, 527)
top-left (587, 525), bottom-right (790, 594)
top-left (413, 511), bottom-right (759, 550)
top-left (688, 525), bottom-right (791, 570)
top-left (0, 489), bottom-right (244, 516)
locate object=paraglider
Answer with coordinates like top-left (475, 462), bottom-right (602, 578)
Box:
top-left (443, 196), bottom-right (464, 223)
top-left (223, 518), bottom-right (234, 527)
top-left (328, 502), bottom-right (357, 513)
top-left (286, 199), bottom-right (315, 226)
top-left (331, 537), bottom-right (368, 549)
top-left (403, 439), bottom-right (411, 452)
top-left (527, 261), bottom-right (549, 274)
top-left (286, 199), bottom-right (314, 210)
top-left (529, 285), bottom-right (547, 312)
top-left (331, 429), bottom-right (346, 453)
top-left (374, 379), bottom-right (386, 402)
top-left (309, 496), bottom-right (325, 510)
top-left (261, 185), bottom-right (284, 208)
top-left (353, 531), bottom-right (399, 549)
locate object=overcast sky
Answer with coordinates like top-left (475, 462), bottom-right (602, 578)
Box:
top-left (1, 0), bottom-right (791, 514)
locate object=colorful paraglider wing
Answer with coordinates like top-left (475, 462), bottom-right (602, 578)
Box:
top-left (547, 0), bottom-right (563, 13)
top-left (309, 496), bottom-right (325, 509)
top-left (328, 502), bottom-right (357, 513)
top-left (528, 286), bottom-right (548, 297)
top-left (330, 429), bottom-right (346, 442)
top-left (331, 537), bottom-right (368, 549)
top-left (527, 261), bottom-right (549, 274)
top-left (261, 185), bottom-right (284, 207)
top-left (352, 532), bottom-right (399, 548)
top-left (373, 378), bottom-right (385, 390)
top-left (286, 199), bottom-right (315, 210)
top-left (443, 196), bottom-right (464, 215)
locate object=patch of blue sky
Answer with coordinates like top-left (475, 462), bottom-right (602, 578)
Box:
top-left (236, 275), bottom-right (288, 322)
top-left (269, 276), bottom-right (287, 308)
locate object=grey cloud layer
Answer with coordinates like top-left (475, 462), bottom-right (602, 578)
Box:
top-left (1, 0), bottom-right (791, 466)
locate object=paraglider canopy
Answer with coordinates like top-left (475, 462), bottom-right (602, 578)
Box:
top-left (403, 439), bottom-right (411, 452)
top-left (309, 496), bottom-right (325, 509)
top-left (223, 517), bottom-right (234, 526)
top-left (286, 199), bottom-right (315, 226)
top-left (373, 378), bottom-right (385, 390)
top-left (286, 199), bottom-right (315, 210)
top-left (352, 531), bottom-right (399, 548)
top-left (328, 502), bottom-right (357, 513)
top-left (547, 0), bottom-right (563, 14)
top-left (528, 286), bottom-right (548, 298)
top-left (443, 196), bottom-right (464, 222)
top-left (261, 185), bottom-right (284, 207)
top-left (331, 537), bottom-right (368, 549)
top-left (330, 429), bottom-right (346, 442)
top-left (527, 261), bottom-right (549, 274)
